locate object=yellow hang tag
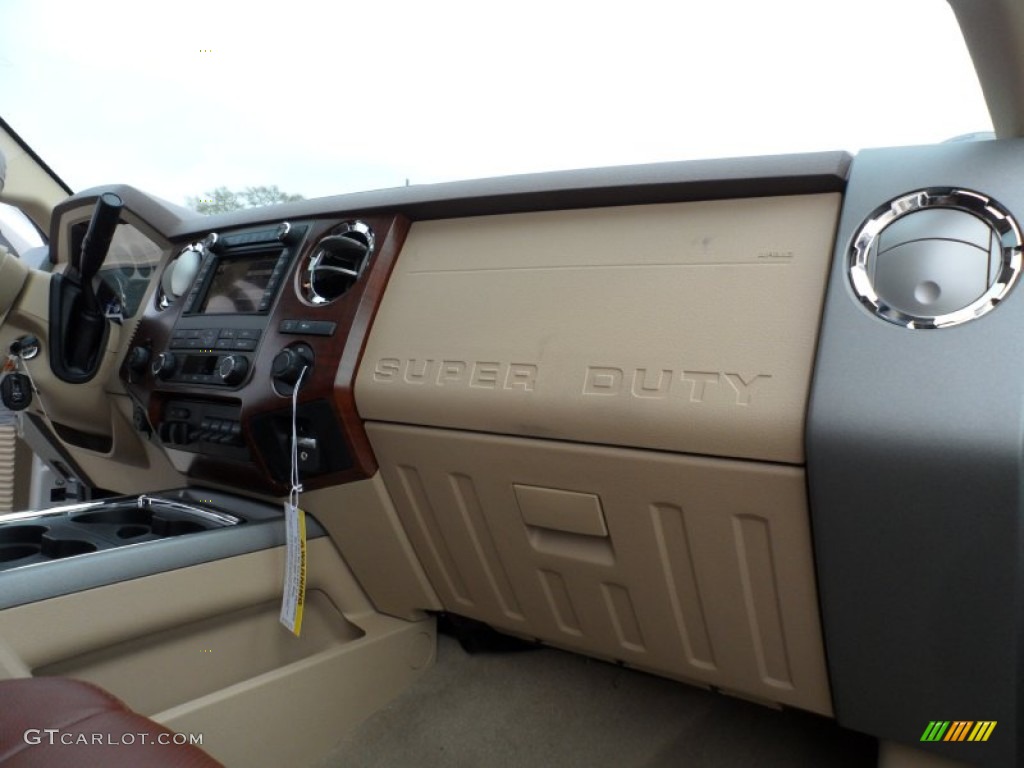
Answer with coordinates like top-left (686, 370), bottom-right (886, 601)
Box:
top-left (280, 502), bottom-right (307, 636)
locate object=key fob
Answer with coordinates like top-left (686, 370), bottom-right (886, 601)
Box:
top-left (0, 373), bottom-right (32, 411)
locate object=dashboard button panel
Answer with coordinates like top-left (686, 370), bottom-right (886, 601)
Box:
top-left (279, 319), bottom-right (336, 336)
top-left (119, 212), bottom-right (408, 493)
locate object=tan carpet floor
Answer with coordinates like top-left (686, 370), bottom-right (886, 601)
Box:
top-left (318, 632), bottom-right (876, 767)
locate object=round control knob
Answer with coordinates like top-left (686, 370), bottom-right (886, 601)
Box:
top-left (127, 346), bottom-right (150, 373)
top-left (271, 344), bottom-right (314, 387)
top-left (150, 352), bottom-right (176, 380)
top-left (276, 221), bottom-right (298, 244)
top-left (217, 355), bottom-right (249, 386)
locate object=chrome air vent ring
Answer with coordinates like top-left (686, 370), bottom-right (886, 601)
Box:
top-left (297, 221), bottom-right (375, 306)
top-left (849, 188), bottom-right (1023, 329)
top-left (157, 243), bottom-right (204, 310)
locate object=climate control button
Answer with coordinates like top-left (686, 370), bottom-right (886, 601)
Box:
top-left (151, 352), bottom-right (177, 379)
top-left (217, 355), bottom-right (249, 386)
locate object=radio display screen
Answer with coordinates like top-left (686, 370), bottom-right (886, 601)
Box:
top-left (199, 254), bottom-right (279, 313)
top-left (181, 355), bottom-right (219, 375)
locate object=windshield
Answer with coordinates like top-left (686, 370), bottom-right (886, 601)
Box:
top-left (0, 0), bottom-right (991, 208)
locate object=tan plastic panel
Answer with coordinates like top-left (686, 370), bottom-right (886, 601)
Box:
top-left (368, 422), bottom-right (833, 715)
top-left (68, 393), bottom-right (186, 493)
top-left (356, 194), bottom-right (840, 464)
top-left (0, 538), bottom-right (436, 767)
top-left (0, 246), bottom-right (29, 322)
top-left (37, 589), bottom-right (364, 713)
top-left (302, 473), bottom-right (443, 620)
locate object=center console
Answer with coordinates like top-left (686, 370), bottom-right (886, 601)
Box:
top-left (0, 492), bottom-right (243, 570)
top-left (120, 214), bottom-right (409, 494)
top-left (0, 487), bottom-right (320, 610)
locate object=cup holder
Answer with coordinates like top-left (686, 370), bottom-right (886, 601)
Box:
top-left (40, 536), bottom-right (97, 559)
top-left (151, 518), bottom-right (206, 537)
top-left (0, 545), bottom-right (40, 562)
top-left (0, 525), bottom-right (47, 544)
top-left (74, 508), bottom-right (153, 526)
top-left (71, 501), bottom-right (236, 540)
top-left (0, 494), bottom-right (246, 571)
top-left (0, 525), bottom-right (47, 563)
top-left (117, 525), bottom-right (151, 539)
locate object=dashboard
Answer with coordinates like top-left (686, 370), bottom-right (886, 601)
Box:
top-left (53, 151), bottom-right (853, 498)
top-left (15, 140), bottom-right (1024, 766)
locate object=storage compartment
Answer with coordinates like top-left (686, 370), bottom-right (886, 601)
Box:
top-left (0, 536), bottom-right (437, 767)
top-left (36, 589), bottom-right (363, 715)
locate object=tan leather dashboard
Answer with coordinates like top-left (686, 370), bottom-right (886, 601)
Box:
top-left (356, 194), bottom-right (840, 464)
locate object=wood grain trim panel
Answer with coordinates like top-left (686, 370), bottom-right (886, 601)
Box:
top-left (121, 214), bottom-right (409, 495)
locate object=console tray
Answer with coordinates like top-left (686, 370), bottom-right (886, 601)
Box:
top-left (0, 494), bottom-right (243, 571)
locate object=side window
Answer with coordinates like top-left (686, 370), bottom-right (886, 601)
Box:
top-left (0, 202), bottom-right (46, 267)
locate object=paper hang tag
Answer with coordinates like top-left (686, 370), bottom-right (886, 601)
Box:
top-left (279, 501), bottom-right (307, 636)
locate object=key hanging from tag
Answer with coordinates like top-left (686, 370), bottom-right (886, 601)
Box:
top-left (0, 372), bottom-right (31, 411)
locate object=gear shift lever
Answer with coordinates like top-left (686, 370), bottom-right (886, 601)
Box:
top-left (67, 192), bottom-right (122, 372)
top-left (77, 192), bottom-right (122, 281)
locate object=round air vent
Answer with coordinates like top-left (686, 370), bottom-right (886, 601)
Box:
top-left (298, 221), bottom-right (375, 306)
top-left (849, 188), bottom-right (1023, 328)
top-left (157, 243), bottom-right (203, 310)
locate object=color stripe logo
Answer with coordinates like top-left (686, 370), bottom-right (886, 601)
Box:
top-left (921, 721), bottom-right (996, 742)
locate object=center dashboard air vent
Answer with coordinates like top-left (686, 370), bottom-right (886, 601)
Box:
top-left (298, 221), bottom-right (375, 305)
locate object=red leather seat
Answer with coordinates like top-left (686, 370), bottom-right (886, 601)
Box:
top-left (0, 678), bottom-right (222, 767)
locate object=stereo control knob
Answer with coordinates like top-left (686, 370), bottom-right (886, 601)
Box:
top-left (276, 222), bottom-right (298, 244)
top-left (151, 352), bottom-right (176, 380)
top-left (271, 344), bottom-right (314, 387)
top-left (127, 346), bottom-right (150, 373)
top-left (217, 355), bottom-right (249, 386)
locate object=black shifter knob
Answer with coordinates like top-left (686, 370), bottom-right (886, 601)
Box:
top-left (79, 192), bottom-right (123, 281)
top-left (271, 344), bottom-right (314, 387)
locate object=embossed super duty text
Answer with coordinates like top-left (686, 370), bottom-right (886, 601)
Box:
top-left (583, 366), bottom-right (770, 405)
top-left (373, 358), bottom-right (539, 391)
top-left (373, 358), bottom-right (769, 406)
